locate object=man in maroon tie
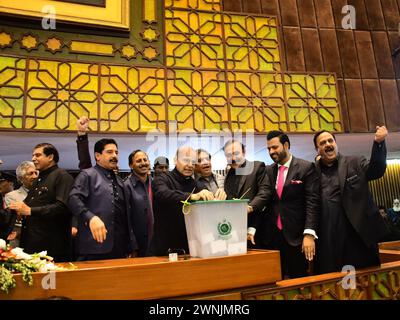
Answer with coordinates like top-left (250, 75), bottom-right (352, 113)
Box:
top-left (257, 131), bottom-right (320, 279)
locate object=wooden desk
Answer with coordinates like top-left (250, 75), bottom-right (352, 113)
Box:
top-left (1, 250), bottom-right (281, 300)
top-left (379, 240), bottom-right (400, 263)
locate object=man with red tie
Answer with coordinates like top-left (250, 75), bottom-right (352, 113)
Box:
top-left (257, 131), bottom-right (320, 278)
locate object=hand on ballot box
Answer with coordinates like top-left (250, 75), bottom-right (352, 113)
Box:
top-left (190, 189), bottom-right (214, 201)
top-left (214, 188), bottom-right (227, 201)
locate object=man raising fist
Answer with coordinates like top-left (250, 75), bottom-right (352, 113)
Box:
top-left (313, 126), bottom-right (389, 274)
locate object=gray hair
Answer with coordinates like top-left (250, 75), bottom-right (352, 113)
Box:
top-left (16, 161), bottom-right (35, 182)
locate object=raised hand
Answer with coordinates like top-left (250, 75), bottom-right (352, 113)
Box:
top-left (374, 126), bottom-right (388, 143)
top-left (77, 116), bottom-right (89, 136)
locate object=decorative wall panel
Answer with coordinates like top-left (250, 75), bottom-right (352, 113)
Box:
top-left (0, 0), bottom-right (342, 133)
top-left (231, 0), bottom-right (400, 133)
top-left (242, 268), bottom-right (400, 300)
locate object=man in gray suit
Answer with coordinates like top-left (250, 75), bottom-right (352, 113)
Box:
top-left (314, 126), bottom-right (389, 274)
top-left (195, 148), bottom-right (226, 200)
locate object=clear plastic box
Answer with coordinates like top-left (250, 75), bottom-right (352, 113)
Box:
top-left (183, 199), bottom-right (248, 258)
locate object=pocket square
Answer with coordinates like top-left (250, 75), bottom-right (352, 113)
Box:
top-left (290, 180), bottom-right (303, 185)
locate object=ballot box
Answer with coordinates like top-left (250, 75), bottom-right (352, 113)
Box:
top-left (183, 199), bottom-right (248, 258)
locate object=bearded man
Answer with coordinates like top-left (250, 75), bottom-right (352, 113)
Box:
top-left (388, 199), bottom-right (400, 225)
top-left (256, 131), bottom-right (320, 279)
top-left (313, 127), bottom-right (389, 274)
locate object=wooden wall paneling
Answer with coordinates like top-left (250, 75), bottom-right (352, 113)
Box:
top-left (365, 0), bottom-right (386, 30)
top-left (314, 0), bottom-right (335, 28)
top-left (362, 80), bottom-right (385, 130)
top-left (337, 79), bottom-right (351, 131)
top-left (282, 26), bottom-right (305, 71)
top-left (260, 0), bottom-right (280, 16)
top-left (380, 79), bottom-right (400, 131)
top-left (331, 0), bottom-right (349, 28)
top-left (302, 28), bottom-right (324, 71)
top-left (319, 28), bottom-right (343, 76)
top-left (347, 0), bottom-right (370, 30)
top-left (344, 79), bottom-right (369, 131)
top-left (242, 0), bottom-right (262, 13)
top-left (279, 0), bottom-right (300, 26)
top-left (297, 0), bottom-right (317, 27)
top-left (337, 29), bottom-right (361, 78)
top-left (388, 31), bottom-right (400, 78)
top-left (223, 0), bottom-right (242, 12)
top-left (354, 31), bottom-right (378, 78)
top-left (371, 31), bottom-right (396, 78)
top-left (380, 0), bottom-right (400, 30)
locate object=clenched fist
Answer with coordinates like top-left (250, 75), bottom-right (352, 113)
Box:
top-left (374, 126), bottom-right (388, 143)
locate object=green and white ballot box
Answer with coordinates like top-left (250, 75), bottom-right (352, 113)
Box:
top-left (183, 199), bottom-right (248, 258)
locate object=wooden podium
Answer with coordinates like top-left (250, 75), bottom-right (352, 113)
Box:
top-left (1, 250), bottom-right (281, 300)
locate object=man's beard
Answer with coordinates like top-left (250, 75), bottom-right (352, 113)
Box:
top-left (393, 205), bottom-right (400, 212)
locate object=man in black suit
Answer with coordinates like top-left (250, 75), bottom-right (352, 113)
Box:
top-left (256, 131), bottom-right (320, 278)
top-left (313, 127), bottom-right (389, 274)
top-left (149, 146), bottom-right (214, 256)
top-left (223, 139), bottom-right (271, 248)
top-left (9, 143), bottom-right (74, 262)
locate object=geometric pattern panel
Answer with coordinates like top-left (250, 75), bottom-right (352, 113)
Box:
top-left (99, 66), bottom-right (166, 133)
top-left (285, 74), bottom-right (342, 132)
top-left (0, 57), bottom-right (167, 133)
top-left (25, 59), bottom-right (99, 131)
top-left (227, 72), bottom-right (286, 132)
top-left (0, 56), bottom-right (25, 129)
top-left (0, 0), bottom-right (342, 134)
top-left (165, 8), bottom-right (225, 69)
top-left (167, 69), bottom-right (229, 131)
top-left (165, 0), bottom-right (221, 11)
top-left (223, 15), bottom-right (281, 72)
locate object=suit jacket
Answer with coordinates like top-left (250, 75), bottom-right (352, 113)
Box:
top-left (22, 166), bottom-right (74, 260)
top-left (0, 206), bottom-right (16, 240)
top-left (149, 168), bottom-right (202, 256)
top-left (315, 141), bottom-right (388, 248)
top-left (76, 134), bottom-right (92, 170)
top-left (259, 156), bottom-right (320, 247)
top-left (68, 166), bottom-right (137, 255)
top-left (224, 161), bottom-right (271, 229)
top-left (4, 186), bottom-right (28, 207)
top-left (124, 174), bottom-right (153, 256)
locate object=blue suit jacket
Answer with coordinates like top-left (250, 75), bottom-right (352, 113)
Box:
top-left (124, 174), bottom-right (153, 256)
top-left (68, 166), bottom-right (137, 255)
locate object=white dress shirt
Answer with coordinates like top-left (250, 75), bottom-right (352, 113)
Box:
top-left (248, 155), bottom-right (317, 239)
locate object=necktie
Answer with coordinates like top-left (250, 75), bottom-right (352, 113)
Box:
top-left (276, 165), bottom-right (287, 230)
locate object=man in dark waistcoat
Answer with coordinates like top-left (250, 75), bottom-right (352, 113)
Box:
top-left (68, 139), bottom-right (137, 261)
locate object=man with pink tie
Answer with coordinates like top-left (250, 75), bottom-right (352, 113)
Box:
top-left (256, 131), bottom-right (320, 279)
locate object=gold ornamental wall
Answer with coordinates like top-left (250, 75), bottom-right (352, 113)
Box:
top-left (0, 0), bottom-right (342, 134)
